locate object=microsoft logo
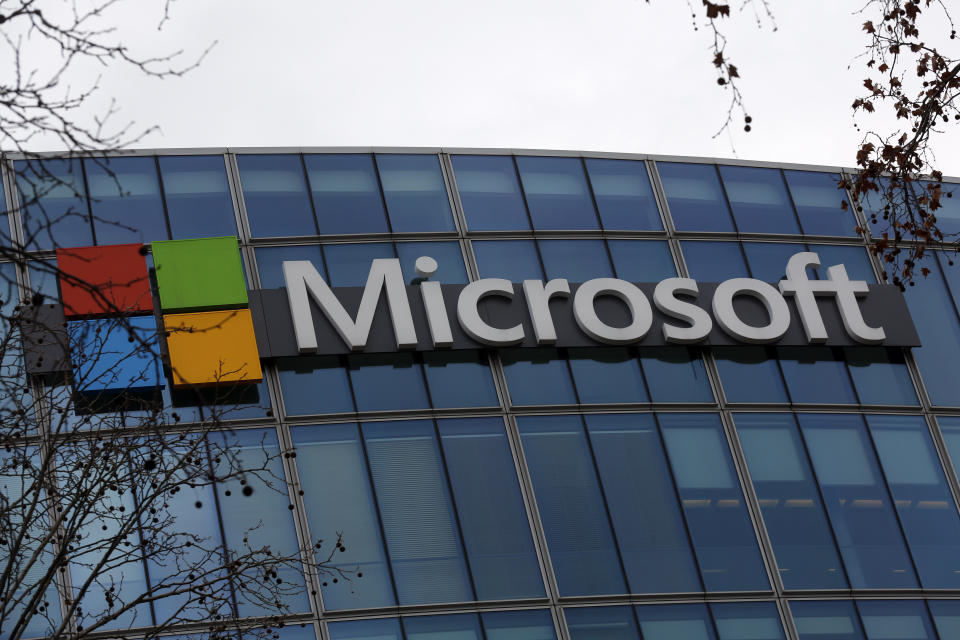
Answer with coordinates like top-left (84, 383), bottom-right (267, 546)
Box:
top-left (54, 236), bottom-right (262, 395)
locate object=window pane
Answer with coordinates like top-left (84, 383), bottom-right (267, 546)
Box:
top-left (867, 415), bottom-right (960, 588)
top-left (422, 351), bottom-right (498, 408)
top-left (472, 240), bottom-right (543, 280)
top-left (658, 413), bottom-right (769, 591)
top-left (791, 600), bottom-right (864, 640)
top-left (438, 417), bottom-right (544, 599)
top-left (16, 159), bottom-right (93, 250)
top-left (776, 347), bottom-right (858, 404)
top-left (375, 154), bottom-right (454, 232)
top-left (277, 356), bottom-right (354, 415)
top-left (904, 257), bottom-right (960, 405)
top-left (682, 241), bottom-right (748, 280)
top-left (328, 617), bottom-right (403, 640)
top-left (501, 348), bottom-right (577, 406)
top-left (348, 353), bottom-right (430, 412)
top-left (844, 348), bottom-right (917, 406)
top-left (608, 240), bottom-right (677, 281)
top-left (304, 154), bottom-right (389, 234)
top-left (719, 165), bottom-right (800, 234)
top-left (798, 414), bottom-right (918, 589)
top-left (482, 610), bottom-right (557, 640)
top-left (403, 613), bottom-right (482, 640)
top-left (784, 170), bottom-right (856, 237)
top-left (735, 413), bottom-right (848, 589)
top-left (743, 242), bottom-right (805, 281)
top-left (255, 245), bottom-right (326, 289)
top-left (928, 600), bottom-right (960, 640)
top-left (639, 348), bottom-right (714, 402)
top-left (362, 420), bottom-right (473, 605)
top-left (517, 415), bottom-right (627, 596)
top-left (585, 158), bottom-right (662, 230)
top-left (658, 162), bottom-right (735, 232)
top-left (634, 603), bottom-right (715, 640)
top-left (585, 414), bottom-right (701, 593)
top-left (291, 423), bottom-right (394, 610)
top-left (538, 239), bottom-right (612, 281)
top-left (516, 156), bottom-right (599, 230)
top-left (395, 240), bottom-right (467, 284)
top-left (237, 154), bottom-right (316, 237)
top-left (568, 348), bottom-right (648, 404)
top-left (933, 180), bottom-right (960, 236)
top-left (452, 155), bottom-right (530, 231)
top-left (565, 606), bottom-right (639, 640)
top-left (323, 242), bottom-right (395, 287)
top-left (938, 415), bottom-right (960, 479)
top-left (809, 244), bottom-right (876, 283)
top-left (710, 602), bottom-right (786, 640)
top-left (159, 155), bottom-right (237, 239)
top-left (85, 157), bottom-right (167, 244)
top-left (715, 347), bottom-right (790, 403)
top-left (0, 178), bottom-right (8, 247)
top-left (856, 600), bottom-right (937, 640)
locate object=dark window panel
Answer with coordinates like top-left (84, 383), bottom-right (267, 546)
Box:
top-left (277, 356), bottom-right (354, 416)
top-left (742, 242), bottom-right (806, 282)
top-left (565, 606), bottom-right (639, 640)
top-left (657, 162), bottom-right (735, 232)
top-left (237, 154), bottom-right (316, 237)
top-left (585, 158), bottom-right (663, 230)
top-left (323, 242), bottom-right (395, 287)
top-left (328, 618), bottom-right (402, 640)
top-left (938, 416), bottom-right (960, 479)
top-left (255, 244), bottom-right (326, 289)
top-left (776, 347), bottom-right (858, 404)
top-left (681, 240), bottom-right (749, 280)
top-left (395, 240), bottom-right (467, 284)
top-left (634, 603), bottom-right (716, 640)
top-left (15, 158), bottom-right (94, 250)
top-left (791, 600), bottom-right (864, 640)
top-left (422, 351), bottom-right (499, 408)
top-left (304, 154), bottom-right (389, 234)
top-left (158, 155), bottom-right (237, 239)
top-left (807, 244), bottom-right (876, 283)
top-left (375, 154), bottom-right (454, 232)
top-left (639, 348), bottom-right (714, 403)
top-left (783, 170), bottom-right (856, 237)
top-left (719, 165), bottom-right (800, 234)
top-left (402, 613), bottom-right (482, 639)
top-left (928, 599), bottom-right (960, 640)
top-left (844, 348), bottom-right (918, 406)
top-left (348, 353), bottom-right (430, 412)
top-left (931, 180), bottom-right (960, 236)
top-left (480, 610), bottom-right (557, 640)
top-left (568, 347), bottom-right (648, 404)
top-left (538, 239), bottom-right (612, 282)
top-left (608, 239), bottom-right (677, 281)
top-left (0, 175), bottom-right (9, 246)
top-left (516, 156), bottom-right (599, 230)
top-left (715, 347), bottom-right (790, 403)
top-left (451, 155), bottom-right (530, 231)
top-left (855, 600), bottom-right (938, 640)
top-left (472, 239), bottom-right (543, 280)
top-left (501, 348), bottom-right (577, 406)
top-left (709, 602), bottom-right (786, 640)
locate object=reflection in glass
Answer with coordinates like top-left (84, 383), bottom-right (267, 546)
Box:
top-left (159, 155), bottom-right (237, 239)
top-left (783, 170), bottom-right (856, 236)
top-left (305, 154), bottom-right (389, 234)
top-left (85, 156), bottom-right (168, 244)
top-left (376, 154), bottom-right (454, 232)
top-left (452, 155), bottom-right (530, 231)
top-left (585, 158), bottom-right (662, 230)
top-left (718, 165), bottom-right (800, 234)
top-left (16, 158), bottom-right (93, 250)
top-left (516, 156), bottom-right (598, 230)
top-left (658, 162), bottom-right (735, 232)
top-left (237, 154), bottom-right (316, 237)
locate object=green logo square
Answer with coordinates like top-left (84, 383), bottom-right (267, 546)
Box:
top-left (152, 237), bottom-right (248, 312)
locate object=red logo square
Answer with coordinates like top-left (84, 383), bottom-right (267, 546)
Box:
top-left (56, 244), bottom-right (153, 318)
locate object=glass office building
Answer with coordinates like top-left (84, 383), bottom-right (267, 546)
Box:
top-left (4, 148), bottom-right (960, 640)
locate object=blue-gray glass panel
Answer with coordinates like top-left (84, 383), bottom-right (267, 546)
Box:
top-left (395, 240), bottom-right (467, 284)
top-left (858, 177), bottom-right (891, 239)
top-left (27, 259), bottom-right (59, 304)
top-left (290, 423), bottom-right (395, 610)
top-left (798, 414), bottom-right (918, 589)
top-left (437, 418), bottom-right (544, 599)
top-left (323, 242), bottom-right (395, 287)
top-left (791, 600), bottom-right (864, 640)
top-left (928, 600), bottom-right (960, 640)
top-left (742, 242), bottom-right (805, 281)
top-left (867, 415), bottom-right (960, 589)
top-left (164, 376), bottom-right (271, 422)
top-left (639, 349), bottom-right (714, 402)
top-left (634, 603), bottom-right (715, 640)
top-left (658, 162), bottom-right (735, 232)
top-left (538, 239), bottom-right (612, 282)
top-left (565, 606), bottom-right (639, 640)
top-left (0, 174), bottom-right (8, 246)
top-left (236, 154), bottom-right (316, 237)
top-left (362, 420), bottom-right (473, 605)
top-left (719, 165), bottom-right (800, 234)
top-left (735, 413), bottom-right (849, 590)
top-left (84, 157), bottom-right (168, 244)
top-left (501, 348), bottom-right (577, 406)
top-left (516, 156), bottom-right (599, 230)
top-left (422, 351), bottom-right (498, 408)
top-left (715, 347), bottom-right (789, 403)
top-left (481, 610), bottom-right (558, 640)
top-left (375, 154), bottom-right (454, 232)
top-left (808, 245), bottom-right (876, 283)
top-left (568, 348), bottom-right (648, 404)
top-left (681, 241), bottom-right (748, 280)
top-left (585, 158), bottom-right (662, 230)
top-left (348, 353), bottom-right (430, 412)
top-left (304, 154), bottom-right (389, 234)
top-left (403, 613), bottom-right (482, 639)
top-left (452, 155), bottom-right (530, 231)
top-left (585, 414), bottom-right (701, 593)
top-left (517, 415), bottom-right (627, 596)
top-left (472, 239), bottom-right (543, 280)
top-left (16, 159), bottom-right (93, 250)
top-left (938, 416), bottom-right (960, 479)
top-left (277, 356), bottom-right (354, 415)
top-left (783, 170), bottom-right (856, 237)
top-left (328, 617), bottom-right (403, 640)
top-left (776, 347), bottom-right (858, 404)
top-left (844, 348), bottom-right (917, 406)
top-left (935, 249), bottom-right (960, 317)
top-left (159, 155), bottom-right (238, 239)
top-left (607, 240), bottom-right (677, 281)
top-left (658, 413), bottom-right (769, 591)
top-left (932, 180), bottom-right (960, 236)
top-left (856, 600), bottom-right (937, 640)
top-left (710, 602), bottom-right (786, 640)
top-left (255, 245), bottom-right (326, 289)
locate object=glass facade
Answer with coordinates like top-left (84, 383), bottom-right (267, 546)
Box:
top-left (4, 148), bottom-right (960, 640)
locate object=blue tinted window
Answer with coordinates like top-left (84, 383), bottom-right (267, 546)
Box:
top-left (348, 353), bottom-right (430, 412)
top-left (291, 423), bottom-right (395, 610)
top-left (710, 602), bottom-right (785, 640)
top-left (328, 618), bottom-right (402, 640)
top-left (277, 356), bottom-right (354, 415)
top-left (501, 348), bottom-right (577, 406)
top-left (585, 158), bottom-right (662, 230)
top-left (16, 159), bottom-right (93, 250)
top-left (715, 347), bottom-right (789, 403)
top-left (27, 259), bottom-right (60, 304)
top-left (933, 180), bottom-right (960, 236)
top-left (422, 351), bottom-right (498, 408)
top-left (735, 413), bottom-right (848, 589)
top-left (682, 241), bottom-right (748, 280)
top-left (472, 240), bottom-right (542, 280)
top-left (0, 176), bottom-right (8, 246)
top-left (640, 349), bottom-right (714, 402)
top-left (452, 155), bottom-right (530, 231)
top-left (784, 170), bottom-right (856, 236)
top-left (568, 348), bottom-right (648, 404)
top-left (902, 260), bottom-right (960, 405)
top-left (517, 415), bottom-right (626, 596)
top-left (323, 242), bottom-right (395, 287)
top-left (776, 347), bottom-right (858, 404)
top-left (586, 414), bottom-right (701, 593)
top-left (797, 414), bottom-right (918, 588)
top-left (538, 239), bottom-right (612, 281)
top-left (867, 415), bottom-right (960, 588)
top-left (635, 604), bottom-right (715, 640)
top-left (658, 413), bottom-right (769, 591)
top-left (237, 154), bottom-right (316, 237)
top-left (743, 242), bottom-right (805, 281)
top-left (437, 417), bottom-right (544, 599)
top-left (395, 240), bottom-right (467, 284)
top-left (658, 162), bottom-right (735, 232)
top-left (362, 420), bottom-right (473, 604)
top-left (565, 606), bottom-right (639, 640)
top-left (791, 600), bottom-right (864, 640)
top-left (85, 156), bottom-right (168, 244)
top-left (403, 613), bottom-right (482, 639)
top-left (481, 609), bottom-right (557, 640)
top-left (255, 245), bottom-right (325, 289)
top-left (938, 415), bottom-right (960, 479)
top-left (159, 155), bottom-right (237, 239)
top-left (856, 600), bottom-right (937, 640)
top-left (375, 154), bottom-right (454, 232)
top-left (516, 156), bottom-right (599, 230)
top-left (719, 165), bottom-right (800, 234)
top-left (608, 240), bottom-right (677, 281)
top-left (304, 154), bottom-right (389, 234)
top-left (928, 599), bottom-right (960, 640)
top-left (808, 244), bottom-right (876, 283)
top-left (844, 348), bottom-right (917, 406)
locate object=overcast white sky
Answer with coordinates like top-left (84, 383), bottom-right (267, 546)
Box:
top-left (34, 0), bottom-right (960, 172)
